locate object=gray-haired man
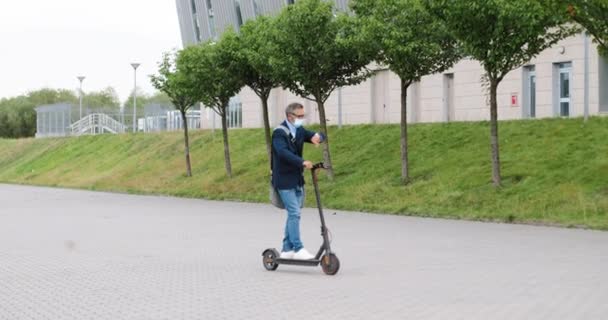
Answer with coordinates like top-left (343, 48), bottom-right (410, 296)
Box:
top-left (271, 102), bottom-right (324, 260)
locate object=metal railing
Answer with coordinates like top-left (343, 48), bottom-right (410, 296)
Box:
top-left (70, 113), bottom-right (127, 136)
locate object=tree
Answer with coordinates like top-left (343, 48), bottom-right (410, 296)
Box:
top-left (4, 97), bottom-right (36, 138)
top-left (238, 16), bottom-right (281, 163)
top-left (181, 30), bottom-right (245, 178)
top-left (151, 51), bottom-right (202, 177)
top-left (352, 0), bottom-right (461, 184)
top-left (85, 87), bottom-right (121, 114)
top-left (270, 0), bottom-right (375, 179)
top-left (122, 87), bottom-right (149, 119)
top-left (27, 88), bottom-right (78, 106)
top-left (147, 91), bottom-right (174, 106)
top-left (423, 0), bottom-right (574, 186)
top-left (0, 112), bottom-right (9, 137)
top-left (561, 0), bottom-right (607, 57)
top-left (0, 88), bottom-right (79, 138)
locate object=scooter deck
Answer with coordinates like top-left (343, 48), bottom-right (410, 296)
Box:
top-left (275, 258), bottom-right (320, 266)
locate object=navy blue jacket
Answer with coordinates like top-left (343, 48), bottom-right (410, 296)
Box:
top-left (271, 121), bottom-right (321, 190)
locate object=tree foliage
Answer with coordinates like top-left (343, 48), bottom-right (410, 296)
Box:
top-left (353, 0), bottom-right (461, 184)
top-left (0, 88), bottom-right (78, 138)
top-left (270, 0), bottom-right (375, 178)
top-left (179, 29), bottom-right (245, 178)
top-left (238, 16), bottom-right (281, 163)
top-left (564, 0), bottom-right (607, 57)
top-left (151, 50), bottom-right (202, 177)
top-left (423, 0), bottom-right (575, 186)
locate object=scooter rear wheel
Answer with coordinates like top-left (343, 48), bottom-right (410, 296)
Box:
top-left (263, 250), bottom-right (279, 271)
top-left (321, 253), bottom-right (340, 275)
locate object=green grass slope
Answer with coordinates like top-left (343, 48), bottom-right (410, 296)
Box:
top-left (1, 117), bottom-right (606, 229)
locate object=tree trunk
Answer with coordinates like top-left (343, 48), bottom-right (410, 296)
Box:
top-left (316, 100), bottom-right (334, 180)
top-left (261, 93), bottom-right (272, 164)
top-left (180, 109), bottom-right (192, 177)
top-left (489, 81), bottom-right (502, 187)
top-left (400, 79), bottom-right (411, 185)
top-left (220, 107), bottom-right (233, 178)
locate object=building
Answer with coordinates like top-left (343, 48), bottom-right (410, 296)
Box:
top-left (175, 0), bottom-right (608, 129)
top-left (35, 104), bottom-right (73, 138)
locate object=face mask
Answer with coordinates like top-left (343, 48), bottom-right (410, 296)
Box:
top-left (293, 118), bottom-right (305, 128)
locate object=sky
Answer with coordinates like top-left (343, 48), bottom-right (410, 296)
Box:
top-left (0, 0), bottom-right (183, 103)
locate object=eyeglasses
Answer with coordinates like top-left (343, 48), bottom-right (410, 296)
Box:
top-left (290, 112), bottom-right (305, 119)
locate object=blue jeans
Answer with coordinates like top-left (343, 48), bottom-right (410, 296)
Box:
top-left (278, 186), bottom-right (304, 252)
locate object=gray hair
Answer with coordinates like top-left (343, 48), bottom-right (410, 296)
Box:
top-left (285, 102), bottom-right (304, 117)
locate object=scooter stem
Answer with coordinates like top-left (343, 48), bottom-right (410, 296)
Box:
top-left (311, 162), bottom-right (331, 254)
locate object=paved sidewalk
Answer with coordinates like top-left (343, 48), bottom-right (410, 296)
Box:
top-left (0, 184), bottom-right (606, 319)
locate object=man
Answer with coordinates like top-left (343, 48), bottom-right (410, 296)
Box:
top-left (272, 102), bottom-right (324, 260)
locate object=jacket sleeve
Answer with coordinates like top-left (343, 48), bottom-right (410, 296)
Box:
top-left (273, 130), bottom-right (304, 168)
top-left (303, 127), bottom-right (325, 143)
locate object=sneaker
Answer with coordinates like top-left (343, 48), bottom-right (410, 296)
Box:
top-left (280, 251), bottom-right (295, 259)
top-left (293, 248), bottom-right (315, 260)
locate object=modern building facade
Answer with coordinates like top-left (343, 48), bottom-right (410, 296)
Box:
top-left (176, 0), bottom-right (608, 130)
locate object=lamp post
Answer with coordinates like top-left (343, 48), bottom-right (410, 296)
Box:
top-left (131, 63), bottom-right (140, 133)
top-left (77, 76), bottom-right (85, 120)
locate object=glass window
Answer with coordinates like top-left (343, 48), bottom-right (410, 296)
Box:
top-left (195, 18), bottom-right (201, 41)
top-left (209, 15), bottom-right (217, 40)
top-left (557, 62), bottom-right (572, 117)
top-left (560, 72), bottom-right (570, 98)
top-left (524, 65), bottom-right (536, 119)
top-left (227, 98), bottom-right (242, 128)
top-left (560, 102), bottom-right (570, 117)
top-left (206, 0), bottom-right (216, 40)
top-left (530, 74), bottom-right (536, 118)
top-left (235, 1), bottom-right (243, 27)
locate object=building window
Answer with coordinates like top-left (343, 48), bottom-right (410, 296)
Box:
top-left (191, 0), bottom-right (201, 43)
top-left (556, 62), bottom-right (572, 117)
top-left (193, 17), bottom-right (202, 42)
top-left (235, 1), bottom-right (244, 28)
top-left (227, 97), bottom-right (243, 128)
top-left (523, 65), bottom-right (536, 118)
top-left (286, 0), bottom-right (295, 5)
top-left (600, 54), bottom-right (608, 112)
top-left (205, 0), bottom-right (217, 40)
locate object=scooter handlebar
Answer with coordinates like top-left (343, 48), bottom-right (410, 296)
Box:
top-left (312, 162), bottom-right (325, 170)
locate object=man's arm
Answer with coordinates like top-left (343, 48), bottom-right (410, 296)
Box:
top-left (303, 128), bottom-right (325, 145)
top-left (272, 130), bottom-right (305, 168)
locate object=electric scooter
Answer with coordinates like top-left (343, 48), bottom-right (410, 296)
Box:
top-left (262, 162), bottom-right (340, 276)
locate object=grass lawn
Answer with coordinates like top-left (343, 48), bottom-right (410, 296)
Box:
top-left (1, 116), bottom-right (606, 229)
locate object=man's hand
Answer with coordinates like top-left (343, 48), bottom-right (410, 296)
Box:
top-left (303, 160), bottom-right (313, 169)
top-left (311, 133), bottom-right (322, 145)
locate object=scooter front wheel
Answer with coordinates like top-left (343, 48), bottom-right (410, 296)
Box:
top-left (321, 253), bottom-right (340, 275)
top-left (262, 249), bottom-right (279, 271)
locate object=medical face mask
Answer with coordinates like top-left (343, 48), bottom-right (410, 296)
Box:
top-left (293, 118), bottom-right (305, 128)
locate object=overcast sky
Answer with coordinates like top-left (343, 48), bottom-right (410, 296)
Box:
top-left (0, 0), bottom-right (182, 103)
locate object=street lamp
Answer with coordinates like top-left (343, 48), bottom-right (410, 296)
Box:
top-left (77, 76), bottom-right (85, 120)
top-left (131, 63), bottom-right (140, 133)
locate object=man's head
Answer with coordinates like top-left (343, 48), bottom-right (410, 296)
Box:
top-left (285, 102), bottom-right (305, 127)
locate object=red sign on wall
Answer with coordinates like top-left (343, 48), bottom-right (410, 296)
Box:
top-left (511, 94), bottom-right (518, 107)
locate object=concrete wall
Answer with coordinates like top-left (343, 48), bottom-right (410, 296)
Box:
top-left (228, 33), bottom-right (605, 128)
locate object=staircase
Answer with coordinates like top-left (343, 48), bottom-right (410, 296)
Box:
top-left (70, 114), bottom-right (127, 136)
